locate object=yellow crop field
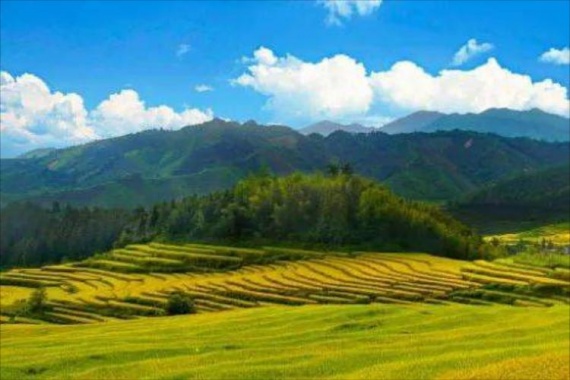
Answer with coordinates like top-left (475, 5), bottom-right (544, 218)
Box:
top-left (0, 304), bottom-right (568, 379)
top-left (0, 242), bottom-right (569, 379)
top-left (1, 242), bottom-right (569, 325)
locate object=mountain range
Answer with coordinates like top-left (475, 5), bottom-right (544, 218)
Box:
top-left (301, 108), bottom-right (568, 142)
top-left (1, 111), bottom-right (568, 208)
top-left (299, 121), bottom-right (373, 136)
top-left (382, 108), bottom-right (569, 141)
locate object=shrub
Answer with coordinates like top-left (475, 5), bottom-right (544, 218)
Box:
top-left (165, 292), bottom-right (195, 315)
top-left (28, 287), bottom-right (48, 313)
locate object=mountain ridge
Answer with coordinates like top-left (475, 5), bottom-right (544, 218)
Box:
top-left (2, 116), bottom-right (568, 208)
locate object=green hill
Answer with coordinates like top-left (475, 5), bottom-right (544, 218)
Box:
top-left (450, 165), bottom-right (570, 233)
top-left (0, 173), bottom-right (482, 268)
top-left (1, 119), bottom-right (568, 207)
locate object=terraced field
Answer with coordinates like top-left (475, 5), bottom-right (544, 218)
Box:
top-left (1, 243), bottom-right (569, 324)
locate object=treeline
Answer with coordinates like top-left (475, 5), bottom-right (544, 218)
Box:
top-left (0, 202), bottom-right (131, 268)
top-left (1, 172), bottom-right (486, 269)
top-left (118, 172), bottom-right (483, 259)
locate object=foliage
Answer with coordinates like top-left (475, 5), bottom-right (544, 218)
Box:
top-left (450, 165), bottom-right (570, 233)
top-left (118, 173), bottom-right (482, 259)
top-left (165, 292), bottom-right (194, 315)
top-left (27, 287), bottom-right (48, 314)
top-left (0, 202), bottom-right (132, 269)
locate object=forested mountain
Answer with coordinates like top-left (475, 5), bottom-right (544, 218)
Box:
top-left (1, 118), bottom-right (568, 207)
top-left (299, 121), bottom-right (373, 136)
top-left (449, 164), bottom-right (570, 232)
top-left (0, 172), bottom-right (483, 268)
top-left (380, 108), bottom-right (569, 141)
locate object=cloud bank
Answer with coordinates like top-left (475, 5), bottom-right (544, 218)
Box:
top-left (318, 0), bottom-right (382, 26)
top-left (235, 47), bottom-right (570, 122)
top-left (0, 71), bottom-right (213, 157)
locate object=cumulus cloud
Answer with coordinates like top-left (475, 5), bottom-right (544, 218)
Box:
top-left (370, 58), bottom-right (570, 116)
top-left (234, 48), bottom-right (570, 122)
top-left (90, 89), bottom-right (213, 137)
top-left (176, 43), bottom-right (190, 58)
top-left (195, 84), bottom-right (214, 93)
top-left (317, 0), bottom-right (382, 26)
top-left (0, 71), bottom-right (213, 157)
top-left (539, 47), bottom-right (570, 65)
top-left (451, 39), bottom-right (494, 66)
top-left (233, 47), bottom-right (373, 120)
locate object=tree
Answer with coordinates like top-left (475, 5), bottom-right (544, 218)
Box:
top-left (27, 287), bottom-right (48, 314)
top-left (165, 292), bottom-right (194, 315)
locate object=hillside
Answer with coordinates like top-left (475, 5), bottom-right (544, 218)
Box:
top-left (1, 244), bottom-right (569, 324)
top-left (1, 244), bottom-right (569, 379)
top-left (299, 120), bottom-right (373, 136)
top-left (0, 173), bottom-right (482, 268)
top-left (1, 119), bottom-right (568, 207)
top-left (380, 108), bottom-right (569, 141)
top-left (450, 165), bottom-right (570, 233)
top-left (2, 304), bottom-right (567, 380)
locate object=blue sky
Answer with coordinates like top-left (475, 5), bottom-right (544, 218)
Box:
top-left (1, 0), bottom-right (569, 157)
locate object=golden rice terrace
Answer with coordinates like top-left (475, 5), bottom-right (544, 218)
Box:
top-left (1, 243), bottom-right (569, 325)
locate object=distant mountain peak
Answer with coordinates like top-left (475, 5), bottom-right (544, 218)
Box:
top-left (379, 108), bottom-right (569, 141)
top-left (299, 120), bottom-right (373, 136)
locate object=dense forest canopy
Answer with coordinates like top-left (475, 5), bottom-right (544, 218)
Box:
top-left (120, 172), bottom-right (483, 259)
top-left (0, 202), bottom-right (131, 268)
top-left (0, 172), bottom-right (485, 269)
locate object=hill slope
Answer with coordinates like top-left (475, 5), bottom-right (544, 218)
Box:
top-left (450, 165), bottom-right (570, 233)
top-left (1, 119), bottom-right (568, 207)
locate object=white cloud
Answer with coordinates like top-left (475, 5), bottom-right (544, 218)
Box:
top-left (234, 48), bottom-right (570, 122)
top-left (195, 84), bottom-right (214, 93)
top-left (318, 0), bottom-right (382, 26)
top-left (539, 47), bottom-right (570, 65)
top-left (451, 39), bottom-right (494, 66)
top-left (176, 43), bottom-right (190, 58)
top-left (90, 89), bottom-right (213, 137)
top-left (370, 58), bottom-right (570, 116)
top-left (234, 47), bottom-right (373, 120)
top-left (0, 71), bottom-right (214, 157)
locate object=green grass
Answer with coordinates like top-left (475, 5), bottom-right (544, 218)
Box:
top-left (0, 303), bottom-right (568, 380)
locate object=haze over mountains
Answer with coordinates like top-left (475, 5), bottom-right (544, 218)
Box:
top-left (1, 110), bottom-right (568, 208)
top-left (302, 108), bottom-right (569, 142)
top-left (299, 121), bottom-right (374, 136)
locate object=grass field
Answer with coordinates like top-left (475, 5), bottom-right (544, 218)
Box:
top-left (0, 303), bottom-right (568, 379)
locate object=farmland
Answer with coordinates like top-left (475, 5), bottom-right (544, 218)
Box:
top-left (1, 243), bottom-right (569, 379)
top-left (0, 304), bottom-right (568, 379)
top-left (1, 243), bottom-right (569, 324)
